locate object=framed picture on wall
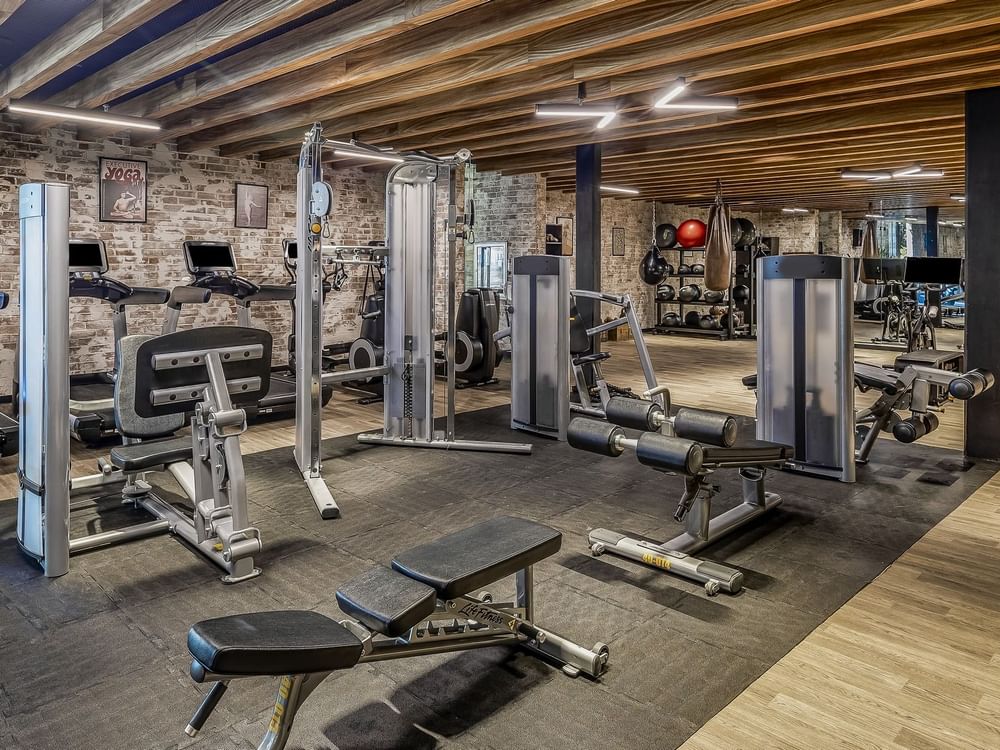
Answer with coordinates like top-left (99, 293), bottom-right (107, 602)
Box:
top-left (98, 157), bottom-right (147, 223)
top-left (235, 182), bottom-right (269, 229)
top-left (611, 226), bottom-right (626, 256)
top-left (556, 215), bottom-right (574, 255)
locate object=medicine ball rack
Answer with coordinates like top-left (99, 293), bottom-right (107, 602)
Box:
top-left (652, 246), bottom-right (744, 340)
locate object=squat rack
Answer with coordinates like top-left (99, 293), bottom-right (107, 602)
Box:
top-left (294, 125), bottom-right (531, 519)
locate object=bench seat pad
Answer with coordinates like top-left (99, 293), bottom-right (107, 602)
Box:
top-left (391, 516), bottom-right (561, 600)
top-left (188, 610), bottom-right (363, 675)
top-left (110, 436), bottom-right (192, 472)
top-left (336, 566), bottom-right (437, 637)
top-left (702, 440), bottom-right (792, 467)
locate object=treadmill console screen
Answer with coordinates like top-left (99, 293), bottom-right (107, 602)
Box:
top-left (68, 240), bottom-right (108, 274)
top-left (184, 241), bottom-right (237, 274)
top-left (904, 257), bottom-right (963, 285)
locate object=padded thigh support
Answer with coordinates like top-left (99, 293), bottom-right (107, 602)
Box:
top-left (673, 407), bottom-right (738, 447)
top-left (336, 566), bottom-right (437, 638)
top-left (635, 432), bottom-right (704, 475)
top-left (605, 397), bottom-right (663, 431)
top-left (567, 418), bottom-right (625, 457)
top-left (391, 517), bottom-right (561, 600)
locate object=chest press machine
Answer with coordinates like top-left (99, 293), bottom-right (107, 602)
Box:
top-left (293, 125), bottom-right (531, 520)
top-left (569, 395), bottom-right (791, 596)
top-left (17, 183), bottom-right (268, 583)
top-left (183, 516), bottom-right (609, 750)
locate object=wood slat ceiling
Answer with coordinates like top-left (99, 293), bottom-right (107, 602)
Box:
top-left (4, 0), bottom-right (992, 218)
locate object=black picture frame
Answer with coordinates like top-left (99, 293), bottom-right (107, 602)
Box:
top-left (235, 182), bottom-right (269, 229)
top-left (611, 226), bottom-right (626, 256)
top-left (98, 157), bottom-right (147, 223)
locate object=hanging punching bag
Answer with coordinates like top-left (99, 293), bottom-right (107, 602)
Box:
top-left (639, 241), bottom-right (669, 285)
top-left (704, 199), bottom-right (733, 292)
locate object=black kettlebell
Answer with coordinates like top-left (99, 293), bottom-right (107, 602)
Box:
top-left (690, 262), bottom-right (705, 275)
top-left (677, 263), bottom-right (692, 275)
top-left (730, 218), bottom-right (746, 247)
top-left (698, 314), bottom-right (716, 330)
top-left (735, 264), bottom-right (749, 276)
top-left (678, 284), bottom-right (701, 302)
top-left (732, 284), bottom-right (750, 301)
top-left (655, 223), bottom-right (678, 249)
top-left (685, 311), bottom-right (702, 327)
top-left (657, 283), bottom-right (676, 301)
top-left (662, 312), bottom-right (682, 327)
top-left (639, 244), bottom-right (669, 286)
top-left (662, 262), bottom-right (675, 276)
top-left (703, 289), bottom-right (725, 304)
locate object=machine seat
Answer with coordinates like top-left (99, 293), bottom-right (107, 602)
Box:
top-left (572, 352), bottom-right (612, 367)
top-left (336, 566), bottom-right (438, 637)
top-left (391, 516), bottom-right (561, 600)
top-left (188, 610), bottom-right (363, 676)
top-left (702, 440), bottom-right (792, 468)
top-left (110, 436), bottom-right (192, 472)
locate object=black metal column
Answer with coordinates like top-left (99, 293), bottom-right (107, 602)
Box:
top-left (925, 205), bottom-right (939, 257)
top-left (965, 87), bottom-right (1000, 458)
top-left (575, 143), bottom-right (602, 355)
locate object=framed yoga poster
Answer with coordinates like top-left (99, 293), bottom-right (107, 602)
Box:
top-left (235, 182), bottom-right (269, 229)
top-left (99, 157), bottom-right (147, 223)
top-left (611, 226), bottom-right (626, 256)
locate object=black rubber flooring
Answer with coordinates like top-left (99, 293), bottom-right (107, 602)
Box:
top-left (0, 405), bottom-right (993, 750)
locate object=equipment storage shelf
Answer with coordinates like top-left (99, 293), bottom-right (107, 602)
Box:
top-left (652, 246), bottom-right (739, 340)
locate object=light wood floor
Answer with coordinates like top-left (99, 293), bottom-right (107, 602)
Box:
top-left (4, 327), bottom-right (996, 750)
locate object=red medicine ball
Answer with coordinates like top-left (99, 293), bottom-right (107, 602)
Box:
top-left (676, 219), bottom-right (707, 248)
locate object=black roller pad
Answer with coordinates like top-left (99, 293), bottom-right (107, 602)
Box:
top-left (391, 516), bottom-right (561, 599)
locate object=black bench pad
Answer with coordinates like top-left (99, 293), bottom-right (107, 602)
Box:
top-left (336, 566), bottom-right (437, 638)
top-left (188, 610), bottom-right (363, 676)
top-left (855, 362), bottom-right (900, 392)
top-left (702, 440), bottom-right (792, 467)
top-left (391, 516), bottom-right (561, 600)
top-left (111, 436), bottom-right (192, 472)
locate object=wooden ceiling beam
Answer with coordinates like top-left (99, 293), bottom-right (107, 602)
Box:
top-left (0, 0), bottom-right (24, 26)
top-left (127, 0), bottom-right (652, 135)
top-left (111, 0), bottom-right (487, 120)
top-left (175, 0), bottom-right (799, 153)
top-left (46, 0), bottom-right (339, 110)
top-left (0, 0), bottom-right (181, 102)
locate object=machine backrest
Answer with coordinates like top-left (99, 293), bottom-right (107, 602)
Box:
top-left (116, 327), bottom-right (273, 438)
top-left (569, 304), bottom-right (591, 355)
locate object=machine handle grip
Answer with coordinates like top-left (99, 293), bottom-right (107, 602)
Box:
top-left (168, 286), bottom-right (212, 310)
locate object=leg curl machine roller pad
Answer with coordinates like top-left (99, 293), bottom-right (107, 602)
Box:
top-left (182, 517), bottom-right (609, 750)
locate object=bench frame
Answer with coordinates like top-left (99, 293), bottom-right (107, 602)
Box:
top-left (187, 565), bottom-right (609, 750)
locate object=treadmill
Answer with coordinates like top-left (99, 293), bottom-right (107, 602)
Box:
top-left (0, 291), bottom-right (17, 456)
top-left (13, 239), bottom-right (171, 444)
top-left (182, 240), bottom-right (332, 418)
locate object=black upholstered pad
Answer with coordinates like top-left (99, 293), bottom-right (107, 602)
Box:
top-left (855, 362), bottom-right (900, 391)
top-left (110, 437), bottom-right (192, 472)
top-left (391, 517), bottom-right (561, 599)
top-left (741, 373), bottom-right (757, 388)
top-left (702, 440), bottom-right (792, 468)
top-left (573, 352), bottom-right (612, 366)
top-left (188, 610), bottom-right (363, 676)
top-left (336, 566), bottom-right (437, 637)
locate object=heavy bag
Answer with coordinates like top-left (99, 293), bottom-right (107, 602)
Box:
top-left (859, 220), bottom-right (879, 285)
top-left (704, 201), bottom-right (732, 292)
top-left (639, 242), bottom-right (669, 285)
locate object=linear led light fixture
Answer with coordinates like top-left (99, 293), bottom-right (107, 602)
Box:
top-left (841, 169), bottom-right (892, 180)
top-left (600, 185), bottom-right (640, 195)
top-left (907, 169), bottom-right (944, 178)
top-left (535, 103), bottom-right (617, 126)
top-left (654, 77), bottom-right (688, 108)
top-left (950, 193), bottom-right (966, 202)
top-left (891, 164), bottom-right (923, 178)
top-left (7, 99), bottom-right (161, 131)
top-left (655, 95), bottom-right (738, 111)
top-left (781, 207), bottom-right (810, 214)
top-left (328, 141), bottom-right (405, 164)
top-left (864, 213), bottom-right (886, 219)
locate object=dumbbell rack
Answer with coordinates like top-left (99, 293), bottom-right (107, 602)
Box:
top-left (652, 246), bottom-right (736, 340)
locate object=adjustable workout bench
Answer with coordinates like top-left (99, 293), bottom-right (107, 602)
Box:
top-left (184, 516), bottom-right (610, 750)
top-left (569, 395), bottom-right (791, 595)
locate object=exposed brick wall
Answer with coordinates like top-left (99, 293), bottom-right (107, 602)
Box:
top-left (0, 114), bottom-right (390, 395)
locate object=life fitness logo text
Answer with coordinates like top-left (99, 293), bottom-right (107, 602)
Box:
top-left (459, 602), bottom-right (505, 627)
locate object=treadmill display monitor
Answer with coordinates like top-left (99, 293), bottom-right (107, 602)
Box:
top-left (68, 239), bottom-right (108, 274)
top-left (184, 241), bottom-right (237, 274)
top-left (904, 257), bottom-right (963, 285)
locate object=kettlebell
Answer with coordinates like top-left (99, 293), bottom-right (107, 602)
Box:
top-left (661, 312), bottom-right (682, 327)
top-left (703, 289), bottom-right (725, 304)
top-left (735, 264), bottom-right (749, 276)
top-left (677, 263), bottom-right (692, 275)
top-left (690, 262), bottom-right (705, 274)
top-left (732, 284), bottom-right (750, 301)
top-left (698, 314), bottom-right (716, 330)
top-left (678, 284), bottom-right (701, 302)
top-left (685, 310), bottom-right (702, 327)
top-left (657, 283), bottom-right (676, 301)
top-left (655, 223), bottom-right (678, 249)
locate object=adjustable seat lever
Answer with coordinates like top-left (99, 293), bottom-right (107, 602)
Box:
top-left (185, 680), bottom-right (228, 737)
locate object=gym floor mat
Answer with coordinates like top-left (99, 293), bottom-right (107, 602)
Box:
top-left (0, 405), bottom-right (992, 750)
